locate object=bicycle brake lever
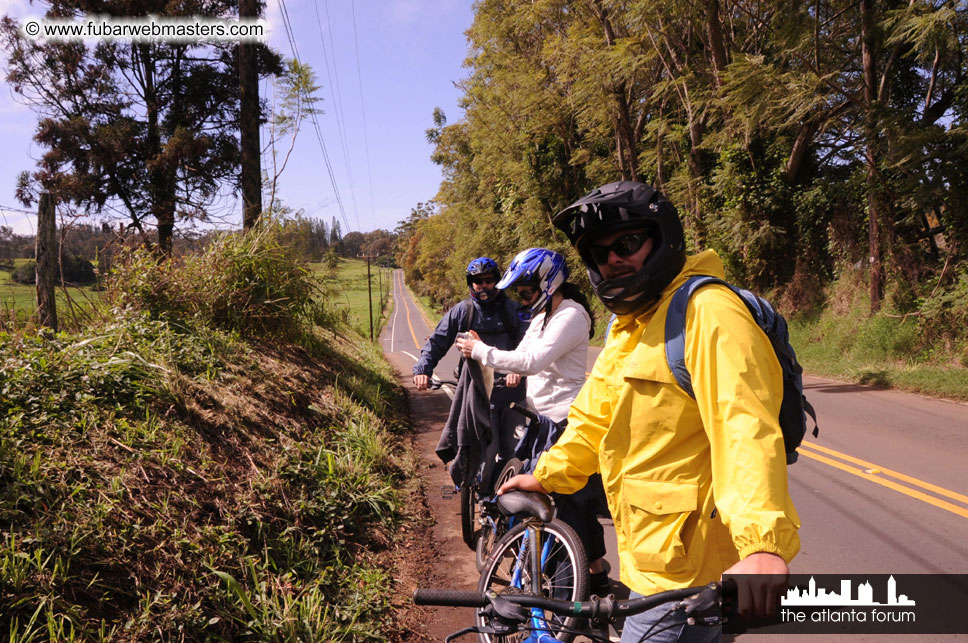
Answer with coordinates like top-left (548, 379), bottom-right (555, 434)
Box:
top-left (487, 596), bottom-right (531, 623)
top-left (679, 582), bottom-right (724, 627)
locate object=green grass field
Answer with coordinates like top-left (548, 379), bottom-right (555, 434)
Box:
top-left (1, 255), bottom-right (396, 336)
top-left (0, 260), bottom-right (100, 328)
top-left (310, 257), bottom-right (394, 339)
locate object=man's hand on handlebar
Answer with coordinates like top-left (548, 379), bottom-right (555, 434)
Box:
top-left (723, 551), bottom-right (788, 623)
top-left (497, 473), bottom-right (547, 496)
top-left (413, 373), bottom-right (429, 391)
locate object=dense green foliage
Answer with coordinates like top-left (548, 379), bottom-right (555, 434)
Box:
top-left (399, 0), bottom-right (968, 364)
top-left (0, 224), bottom-right (414, 640)
top-left (11, 254), bottom-right (96, 286)
top-left (791, 269), bottom-right (968, 399)
top-left (107, 223), bottom-right (325, 339)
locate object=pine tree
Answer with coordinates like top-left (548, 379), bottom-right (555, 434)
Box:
top-left (1, 0), bottom-right (283, 256)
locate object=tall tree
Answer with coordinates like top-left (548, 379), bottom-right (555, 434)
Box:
top-left (409, 0), bottom-right (968, 313)
top-left (239, 0), bottom-right (261, 231)
top-left (266, 59), bottom-right (323, 213)
top-left (1, 0), bottom-right (283, 256)
top-left (330, 217), bottom-right (341, 245)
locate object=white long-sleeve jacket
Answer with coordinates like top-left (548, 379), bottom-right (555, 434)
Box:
top-left (470, 298), bottom-right (590, 423)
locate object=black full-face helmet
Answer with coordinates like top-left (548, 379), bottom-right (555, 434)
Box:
top-left (552, 180), bottom-right (686, 315)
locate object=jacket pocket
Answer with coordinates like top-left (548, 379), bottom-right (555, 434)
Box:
top-left (621, 478), bottom-right (698, 574)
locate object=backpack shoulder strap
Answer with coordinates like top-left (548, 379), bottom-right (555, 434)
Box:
top-left (496, 297), bottom-right (518, 342)
top-left (462, 298), bottom-right (475, 333)
top-left (604, 313), bottom-right (617, 341)
top-left (664, 275), bottom-right (730, 398)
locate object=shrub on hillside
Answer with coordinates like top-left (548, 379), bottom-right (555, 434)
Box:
top-left (10, 254), bottom-right (97, 285)
top-left (10, 260), bottom-right (32, 284)
top-left (0, 310), bottom-right (408, 639)
top-left (106, 221), bottom-right (326, 337)
top-left (918, 267), bottom-right (968, 358)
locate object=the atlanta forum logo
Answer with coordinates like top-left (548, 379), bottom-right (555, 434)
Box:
top-left (781, 575), bottom-right (916, 625)
top-left (729, 573), bottom-right (968, 634)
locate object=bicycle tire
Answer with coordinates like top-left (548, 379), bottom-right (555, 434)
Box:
top-left (492, 458), bottom-right (524, 496)
top-left (476, 519), bottom-right (589, 643)
top-left (461, 484), bottom-right (477, 550)
top-left (475, 458), bottom-right (524, 571)
top-left (475, 522), bottom-right (497, 572)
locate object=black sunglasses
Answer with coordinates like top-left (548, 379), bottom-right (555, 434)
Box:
top-left (514, 286), bottom-right (539, 302)
top-left (587, 232), bottom-right (650, 265)
top-left (470, 275), bottom-right (498, 285)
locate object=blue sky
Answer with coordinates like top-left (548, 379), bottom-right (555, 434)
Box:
top-left (0, 0), bottom-right (474, 237)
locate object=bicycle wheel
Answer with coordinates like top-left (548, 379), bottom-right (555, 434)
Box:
top-left (475, 519), bottom-right (498, 572)
top-left (475, 458), bottom-right (523, 570)
top-left (461, 484), bottom-right (477, 550)
top-left (476, 519), bottom-right (588, 643)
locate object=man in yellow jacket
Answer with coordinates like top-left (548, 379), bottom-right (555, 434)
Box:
top-left (499, 181), bottom-right (800, 643)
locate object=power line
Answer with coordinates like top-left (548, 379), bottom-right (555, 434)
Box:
top-left (316, 0), bottom-right (361, 232)
top-left (276, 0), bottom-right (352, 233)
top-left (350, 0), bottom-right (377, 230)
top-left (0, 204), bottom-right (36, 235)
top-left (0, 204), bottom-right (34, 215)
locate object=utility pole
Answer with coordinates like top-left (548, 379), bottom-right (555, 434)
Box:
top-left (366, 254), bottom-right (374, 341)
top-left (239, 0), bottom-right (261, 230)
top-left (35, 192), bottom-right (57, 331)
top-left (377, 264), bottom-right (383, 311)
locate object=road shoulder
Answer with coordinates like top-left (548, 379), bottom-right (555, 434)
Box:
top-left (384, 351), bottom-right (480, 641)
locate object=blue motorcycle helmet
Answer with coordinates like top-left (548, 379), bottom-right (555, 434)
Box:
top-left (466, 257), bottom-right (501, 302)
top-left (496, 248), bottom-right (569, 316)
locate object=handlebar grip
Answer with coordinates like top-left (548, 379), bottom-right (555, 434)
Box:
top-left (413, 588), bottom-right (488, 607)
top-left (508, 402), bottom-right (539, 423)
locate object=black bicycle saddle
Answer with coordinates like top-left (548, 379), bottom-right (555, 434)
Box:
top-left (496, 491), bottom-right (555, 523)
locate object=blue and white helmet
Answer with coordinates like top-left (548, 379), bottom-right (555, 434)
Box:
top-left (496, 248), bottom-right (569, 314)
top-left (466, 256), bottom-right (501, 302)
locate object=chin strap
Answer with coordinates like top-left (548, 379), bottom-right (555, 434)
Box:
top-left (540, 295), bottom-right (554, 330)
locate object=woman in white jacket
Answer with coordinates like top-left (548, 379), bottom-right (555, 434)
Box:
top-left (456, 247), bottom-right (610, 596)
top-left (458, 250), bottom-right (590, 424)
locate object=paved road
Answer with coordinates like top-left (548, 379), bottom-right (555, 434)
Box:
top-left (383, 269), bottom-right (968, 641)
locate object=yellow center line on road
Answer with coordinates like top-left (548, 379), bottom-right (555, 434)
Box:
top-left (800, 441), bottom-right (968, 505)
top-left (396, 271), bottom-right (423, 352)
top-left (797, 442), bottom-right (968, 519)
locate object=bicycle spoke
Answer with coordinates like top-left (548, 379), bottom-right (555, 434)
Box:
top-left (478, 519), bottom-right (588, 643)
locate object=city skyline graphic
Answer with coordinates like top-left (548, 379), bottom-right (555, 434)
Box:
top-left (782, 576), bottom-right (916, 607)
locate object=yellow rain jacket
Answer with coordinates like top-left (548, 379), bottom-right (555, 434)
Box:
top-left (533, 250), bottom-right (800, 596)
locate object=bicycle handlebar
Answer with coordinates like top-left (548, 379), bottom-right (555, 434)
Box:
top-left (414, 580), bottom-right (737, 626)
top-left (413, 588), bottom-right (487, 608)
top-left (507, 401), bottom-right (539, 423)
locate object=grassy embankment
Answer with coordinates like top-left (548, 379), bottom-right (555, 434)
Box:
top-left (788, 270), bottom-right (968, 401)
top-left (405, 271), bottom-right (968, 401)
top-left (0, 228), bottom-right (421, 641)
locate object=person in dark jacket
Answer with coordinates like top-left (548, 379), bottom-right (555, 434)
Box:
top-left (413, 257), bottom-right (527, 392)
top-left (415, 257), bottom-right (529, 476)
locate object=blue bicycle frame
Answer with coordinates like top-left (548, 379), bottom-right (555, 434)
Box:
top-left (509, 523), bottom-right (562, 643)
